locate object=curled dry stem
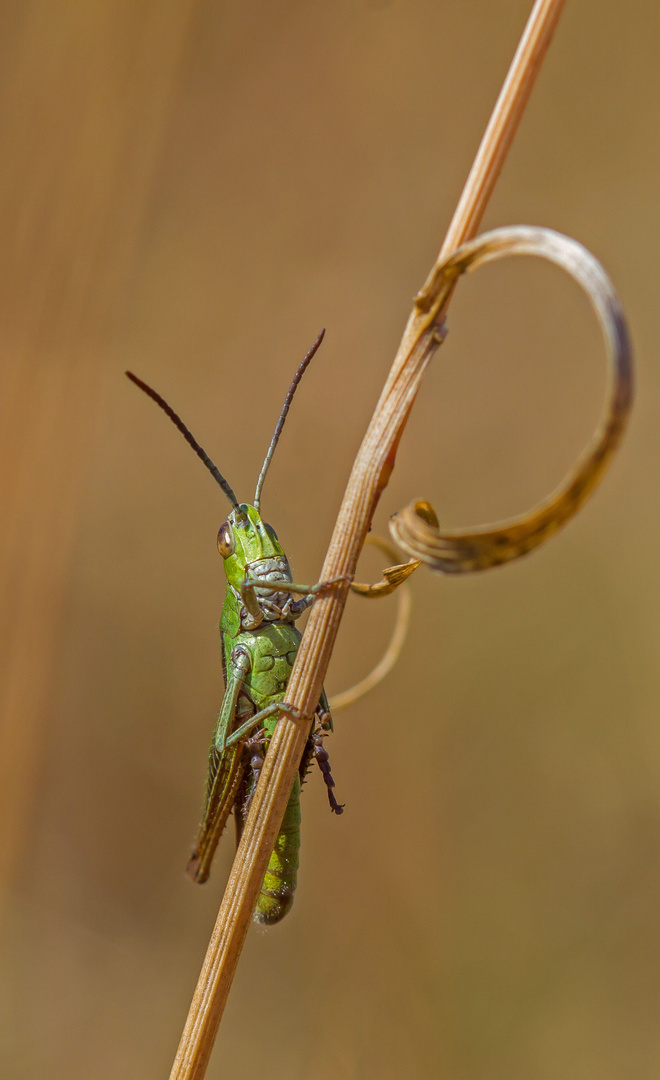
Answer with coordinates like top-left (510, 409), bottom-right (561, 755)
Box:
top-left (167, 2), bottom-right (631, 1077)
top-left (391, 226), bottom-right (633, 571)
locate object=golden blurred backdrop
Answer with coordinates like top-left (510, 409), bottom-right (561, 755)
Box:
top-left (1, 3), bottom-right (659, 1078)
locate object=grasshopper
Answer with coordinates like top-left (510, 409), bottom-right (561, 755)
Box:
top-left (127, 331), bottom-right (349, 924)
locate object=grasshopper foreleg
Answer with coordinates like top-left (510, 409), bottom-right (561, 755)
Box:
top-left (284, 574), bottom-right (351, 596)
top-left (242, 572), bottom-right (350, 620)
top-left (243, 572), bottom-right (350, 597)
top-left (241, 572), bottom-right (351, 625)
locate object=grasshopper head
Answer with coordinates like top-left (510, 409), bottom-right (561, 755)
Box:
top-left (126, 332), bottom-right (325, 591)
top-left (218, 503), bottom-right (287, 590)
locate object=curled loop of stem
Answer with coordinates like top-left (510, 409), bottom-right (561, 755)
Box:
top-left (389, 225), bottom-right (633, 573)
top-left (329, 536), bottom-right (418, 712)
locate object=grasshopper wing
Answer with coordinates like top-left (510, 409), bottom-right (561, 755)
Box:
top-left (186, 741), bottom-right (246, 883)
top-left (187, 649), bottom-right (250, 883)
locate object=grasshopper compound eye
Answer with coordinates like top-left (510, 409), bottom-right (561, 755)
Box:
top-left (217, 522), bottom-right (235, 558)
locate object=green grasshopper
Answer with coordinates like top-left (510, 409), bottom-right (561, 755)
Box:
top-left (127, 330), bottom-right (348, 924)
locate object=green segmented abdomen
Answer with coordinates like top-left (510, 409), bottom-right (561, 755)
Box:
top-left (254, 775), bottom-right (301, 925)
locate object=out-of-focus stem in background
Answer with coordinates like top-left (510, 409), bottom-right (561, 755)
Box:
top-left (0, 2), bottom-right (197, 909)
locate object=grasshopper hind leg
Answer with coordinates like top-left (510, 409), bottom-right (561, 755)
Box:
top-left (312, 727), bottom-right (345, 815)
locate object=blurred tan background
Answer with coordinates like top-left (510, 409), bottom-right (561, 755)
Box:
top-left (1, 2), bottom-right (659, 1078)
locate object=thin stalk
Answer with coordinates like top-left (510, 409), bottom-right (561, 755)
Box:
top-left (169, 2), bottom-right (567, 1076)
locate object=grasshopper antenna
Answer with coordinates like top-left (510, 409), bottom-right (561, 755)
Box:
top-left (126, 371), bottom-right (239, 508)
top-left (253, 328), bottom-right (325, 511)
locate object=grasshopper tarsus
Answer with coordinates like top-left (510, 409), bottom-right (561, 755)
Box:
top-left (313, 735), bottom-right (345, 815)
top-left (312, 573), bottom-right (352, 595)
top-left (277, 700), bottom-right (305, 722)
top-left (315, 706), bottom-right (333, 732)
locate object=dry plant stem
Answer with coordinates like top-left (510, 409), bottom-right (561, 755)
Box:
top-left (169, 2), bottom-right (567, 1077)
top-left (440, 0), bottom-right (566, 260)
